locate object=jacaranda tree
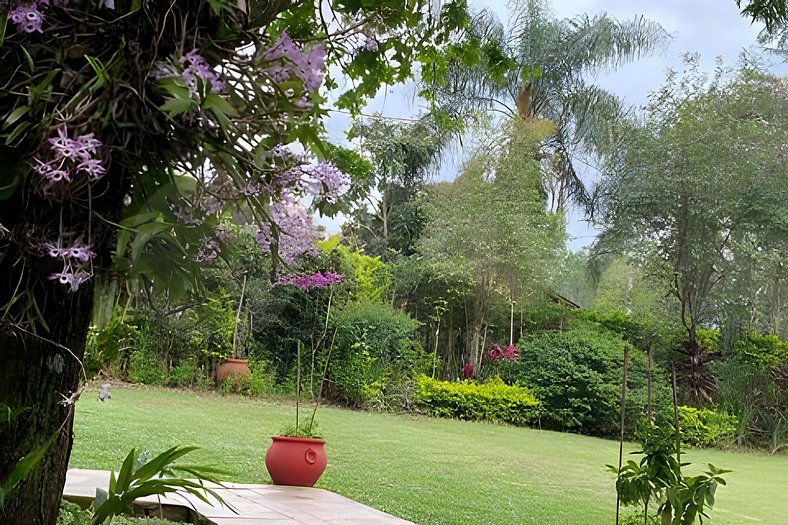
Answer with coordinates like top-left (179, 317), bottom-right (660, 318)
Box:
top-left (0, 1), bottom-right (469, 522)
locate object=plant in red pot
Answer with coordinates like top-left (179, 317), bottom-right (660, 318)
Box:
top-left (265, 271), bottom-right (342, 487)
top-left (265, 340), bottom-right (331, 487)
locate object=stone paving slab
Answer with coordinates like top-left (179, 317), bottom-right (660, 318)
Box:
top-left (64, 469), bottom-right (414, 525)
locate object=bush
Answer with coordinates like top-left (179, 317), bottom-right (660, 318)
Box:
top-left (735, 332), bottom-right (788, 372)
top-left (677, 406), bottom-right (738, 448)
top-left (330, 299), bottom-right (422, 407)
top-left (249, 359), bottom-right (278, 396)
top-left (128, 350), bottom-right (165, 385)
top-left (167, 360), bottom-right (196, 387)
top-left (499, 319), bottom-right (671, 436)
top-left (414, 375), bottom-right (542, 426)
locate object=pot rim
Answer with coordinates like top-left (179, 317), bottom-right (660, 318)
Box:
top-left (271, 435), bottom-right (326, 444)
top-left (220, 358), bottom-right (249, 364)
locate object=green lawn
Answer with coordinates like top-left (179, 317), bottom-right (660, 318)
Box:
top-left (70, 385), bottom-right (788, 524)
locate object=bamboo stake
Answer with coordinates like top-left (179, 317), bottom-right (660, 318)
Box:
top-left (296, 340), bottom-right (301, 434)
top-left (647, 345), bottom-right (653, 424)
top-left (615, 343), bottom-right (630, 525)
top-left (671, 363), bottom-right (681, 465)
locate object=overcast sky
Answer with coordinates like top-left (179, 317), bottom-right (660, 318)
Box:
top-left (319, 0), bottom-right (786, 251)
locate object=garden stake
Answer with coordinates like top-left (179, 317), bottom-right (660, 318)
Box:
top-left (615, 343), bottom-right (630, 525)
top-left (296, 340), bottom-right (302, 434)
top-left (671, 363), bottom-right (681, 465)
top-left (647, 346), bottom-right (653, 424)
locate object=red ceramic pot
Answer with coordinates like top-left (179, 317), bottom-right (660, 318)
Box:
top-left (216, 358), bottom-right (250, 383)
top-left (265, 436), bottom-right (327, 487)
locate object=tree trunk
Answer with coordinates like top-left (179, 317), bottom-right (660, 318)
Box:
top-left (0, 289), bottom-right (92, 525)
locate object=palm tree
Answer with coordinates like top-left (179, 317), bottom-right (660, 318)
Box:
top-left (425, 0), bottom-right (669, 213)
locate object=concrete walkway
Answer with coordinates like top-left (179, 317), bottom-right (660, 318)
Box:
top-left (64, 469), bottom-right (414, 524)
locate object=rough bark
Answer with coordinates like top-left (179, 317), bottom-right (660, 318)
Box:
top-left (0, 289), bottom-right (93, 525)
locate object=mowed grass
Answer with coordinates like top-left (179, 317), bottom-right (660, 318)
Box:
top-left (70, 385), bottom-right (788, 524)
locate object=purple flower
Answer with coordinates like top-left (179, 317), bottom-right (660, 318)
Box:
top-left (8, 4), bottom-right (44, 33)
top-left (363, 38), bottom-right (379, 52)
top-left (34, 126), bottom-right (105, 193)
top-left (76, 158), bottom-right (106, 179)
top-left (301, 161), bottom-right (350, 203)
top-left (277, 271), bottom-right (343, 291)
top-left (48, 268), bottom-right (91, 292)
top-left (45, 235), bottom-right (94, 292)
top-left (263, 32), bottom-right (325, 94)
top-left (256, 193), bottom-right (319, 264)
top-left (179, 49), bottom-right (224, 95)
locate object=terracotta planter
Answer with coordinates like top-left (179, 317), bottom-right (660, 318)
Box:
top-left (216, 358), bottom-right (250, 383)
top-left (265, 436), bottom-right (327, 487)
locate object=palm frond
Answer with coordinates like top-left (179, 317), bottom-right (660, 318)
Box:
top-left (561, 14), bottom-right (670, 74)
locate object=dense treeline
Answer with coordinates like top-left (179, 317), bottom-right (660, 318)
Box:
top-left (84, 10), bottom-right (786, 453)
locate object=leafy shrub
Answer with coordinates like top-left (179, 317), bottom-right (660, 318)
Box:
top-left (167, 360), bottom-right (196, 387)
top-left (677, 406), bottom-right (738, 448)
top-left (249, 360), bottom-right (277, 397)
top-left (128, 350), bottom-right (165, 385)
top-left (499, 319), bottom-right (671, 436)
top-left (735, 332), bottom-right (788, 372)
top-left (330, 299), bottom-right (422, 407)
top-left (218, 373), bottom-right (252, 395)
top-left (83, 313), bottom-right (141, 377)
top-left (710, 359), bottom-right (787, 448)
top-left (414, 375), bottom-right (542, 426)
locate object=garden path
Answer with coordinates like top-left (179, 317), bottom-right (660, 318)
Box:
top-left (64, 469), bottom-right (414, 524)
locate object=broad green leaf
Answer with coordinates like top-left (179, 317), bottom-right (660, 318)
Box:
top-left (160, 98), bottom-right (195, 117)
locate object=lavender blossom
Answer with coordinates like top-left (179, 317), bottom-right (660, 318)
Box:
top-left (277, 271), bottom-right (343, 291)
top-left (8, 4), bottom-right (44, 33)
top-left (301, 161), bottom-right (350, 203)
top-left (263, 32), bottom-right (326, 94)
top-left (33, 125), bottom-right (106, 194)
top-left (256, 193), bottom-right (319, 264)
top-left (180, 49), bottom-right (224, 95)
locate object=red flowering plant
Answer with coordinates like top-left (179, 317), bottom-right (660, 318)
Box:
top-left (488, 343), bottom-right (519, 362)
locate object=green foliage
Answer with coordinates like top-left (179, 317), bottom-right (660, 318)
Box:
top-left (249, 360), bottom-right (278, 397)
top-left (167, 361), bottom-right (196, 388)
top-left (594, 62), bottom-right (787, 402)
top-left (277, 423), bottom-right (323, 439)
top-left (84, 315), bottom-right (141, 377)
top-left (695, 329), bottom-right (721, 354)
top-left (187, 292), bottom-right (237, 360)
top-left (735, 332), bottom-right (788, 371)
top-left (414, 375), bottom-right (542, 426)
top-left (502, 319), bottom-right (671, 436)
top-left (58, 501), bottom-right (185, 525)
top-left (318, 237), bottom-right (391, 302)
top-left (330, 300), bottom-right (422, 407)
top-left (677, 406), bottom-right (738, 448)
top-left (610, 420), bottom-right (730, 525)
top-left (128, 350), bottom-right (165, 386)
top-left (91, 446), bottom-right (229, 525)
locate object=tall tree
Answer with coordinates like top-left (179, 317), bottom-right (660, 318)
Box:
top-left (594, 61), bottom-right (787, 403)
top-left (419, 119), bottom-right (564, 368)
top-left (344, 114), bottom-right (449, 258)
top-left (423, 0), bottom-right (668, 212)
top-left (0, 1), bottom-right (469, 521)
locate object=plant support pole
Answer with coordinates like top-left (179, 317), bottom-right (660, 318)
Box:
top-left (615, 343), bottom-right (629, 525)
top-left (671, 363), bottom-right (681, 465)
top-left (647, 345), bottom-right (653, 424)
top-left (296, 340), bottom-right (301, 434)
top-left (232, 272), bottom-right (247, 359)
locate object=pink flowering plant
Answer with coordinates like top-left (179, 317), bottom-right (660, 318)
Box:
top-left (488, 343), bottom-right (519, 362)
